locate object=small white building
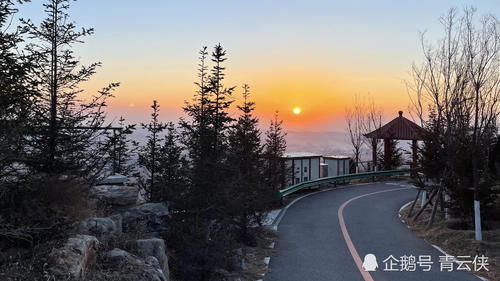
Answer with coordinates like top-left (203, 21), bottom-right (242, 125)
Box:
top-left (283, 152), bottom-right (321, 186)
top-left (323, 155), bottom-right (350, 177)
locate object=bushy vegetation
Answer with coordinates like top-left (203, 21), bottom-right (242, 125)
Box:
top-left (1, 0), bottom-right (117, 250)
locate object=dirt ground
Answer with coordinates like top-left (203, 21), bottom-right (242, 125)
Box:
top-left (400, 200), bottom-right (500, 281)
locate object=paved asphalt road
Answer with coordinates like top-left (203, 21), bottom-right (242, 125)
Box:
top-left (264, 182), bottom-right (483, 281)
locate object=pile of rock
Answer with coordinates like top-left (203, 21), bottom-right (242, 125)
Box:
top-left (50, 235), bottom-right (99, 278)
top-left (49, 176), bottom-right (171, 281)
top-left (104, 248), bottom-right (166, 281)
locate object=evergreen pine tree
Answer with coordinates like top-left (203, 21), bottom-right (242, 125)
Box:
top-left (208, 44), bottom-right (235, 159)
top-left (137, 100), bottom-right (167, 202)
top-left (264, 111), bottom-right (287, 190)
top-left (173, 44), bottom-right (236, 280)
top-left (0, 0), bottom-right (34, 204)
top-left (107, 116), bottom-right (136, 176)
top-left (227, 84), bottom-right (268, 244)
top-left (21, 0), bottom-right (119, 180)
top-left (420, 109), bottom-right (444, 180)
top-left (156, 122), bottom-right (189, 203)
top-left (180, 44), bottom-right (235, 212)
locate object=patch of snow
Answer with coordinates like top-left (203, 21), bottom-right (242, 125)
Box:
top-left (262, 209), bottom-right (282, 226)
top-left (98, 174), bottom-right (128, 185)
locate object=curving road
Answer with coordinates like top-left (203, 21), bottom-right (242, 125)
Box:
top-left (265, 182), bottom-right (483, 281)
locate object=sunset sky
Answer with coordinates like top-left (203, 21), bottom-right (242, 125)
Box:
top-left (17, 0), bottom-right (500, 131)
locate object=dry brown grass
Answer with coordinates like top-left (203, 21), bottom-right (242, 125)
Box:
top-left (400, 200), bottom-right (500, 281)
top-left (0, 239), bottom-right (66, 281)
top-left (239, 227), bottom-right (277, 281)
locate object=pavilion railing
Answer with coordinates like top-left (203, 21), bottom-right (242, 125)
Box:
top-left (274, 169), bottom-right (412, 200)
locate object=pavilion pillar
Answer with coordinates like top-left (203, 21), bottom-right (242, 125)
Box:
top-left (384, 138), bottom-right (391, 170)
top-left (372, 137), bottom-right (377, 171)
top-left (412, 140), bottom-right (418, 177)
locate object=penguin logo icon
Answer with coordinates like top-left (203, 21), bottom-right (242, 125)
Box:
top-left (362, 254), bottom-right (378, 271)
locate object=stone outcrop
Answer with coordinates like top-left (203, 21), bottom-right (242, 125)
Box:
top-left (136, 238), bottom-right (169, 279)
top-left (78, 215), bottom-right (122, 243)
top-left (90, 184), bottom-right (139, 207)
top-left (50, 235), bottom-right (99, 278)
top-left (105, 248), bottom-right (167, 281)
top-left (51, 185), bottom-right (171, 280)
top-left (120, 203), bottom-right (169, 235)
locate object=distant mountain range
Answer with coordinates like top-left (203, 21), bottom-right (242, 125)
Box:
top-left (285, 131), bottom-right (353, 156)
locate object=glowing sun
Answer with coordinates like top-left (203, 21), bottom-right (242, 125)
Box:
top-left (293, 107), bottom-right (302, 115)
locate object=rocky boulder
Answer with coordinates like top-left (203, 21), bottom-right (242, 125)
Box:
top-left (50, 235), bottom-right (99, 278)
top-left (120, 203), bottom-right (169, 235)
top-left (90, 185), bottom-right (139, 207)
top-left (78, 215), bottom-right (122, 243)
top-left (136, 238), bottom-right (169, 279)
top-left (104, 248), bottom-right (167, 281)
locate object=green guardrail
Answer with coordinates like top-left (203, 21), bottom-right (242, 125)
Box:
top-left (274, 169), bottom-right (412, 200)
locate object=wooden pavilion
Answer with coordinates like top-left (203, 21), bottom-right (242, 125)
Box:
top-left (364, 111), bottom-right (424, 172)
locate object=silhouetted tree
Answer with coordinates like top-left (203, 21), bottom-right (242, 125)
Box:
top-left (174, 44), bottom-right (236, 280)
top-left (0, 0), bottom-right (34, 207)
top-left (345, 94), bottom-right (382, 172)
top-left (227, 84), bottom-right (268, 245)
top-left (156, 122), bottom-right (189, 203)
top-left (209, 44), bottom-right (236, 158)
top-left (345, 95), bottom-right (365, 173)
top-left (180, 44), bottom-right (235, 211)
top-left (264, 111), bottom-right (287, 190)
top-left (107, 116), bottom-right (136, 176)
top-left (409, 7), bottom-right (500, 240)
top-left (137, 100), bottom-right (167, 202)
top-left (21, 0), bottom-right (119, 180)
top-left (419, 109), bottom-right (445, 180)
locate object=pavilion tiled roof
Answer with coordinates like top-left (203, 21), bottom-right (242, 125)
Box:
top-left (364, 111), bottom-right (424, 140)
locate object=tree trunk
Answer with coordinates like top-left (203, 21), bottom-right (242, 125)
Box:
top-left (48, 1), bottom-right (58, 172)
top-left (472, 84), bottom-right (482, 241)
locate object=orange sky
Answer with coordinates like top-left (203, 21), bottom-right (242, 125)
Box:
top-left (21, 0), bottom-right (495, 132)
top-left (19, 0), bottom-right (500, 132)
top-left (82, 54), bottom-right (412, 132)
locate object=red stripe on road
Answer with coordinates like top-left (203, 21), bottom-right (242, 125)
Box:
top-left (338, 187), bottom-right (411, 281)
